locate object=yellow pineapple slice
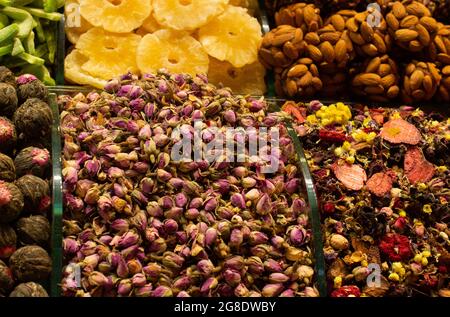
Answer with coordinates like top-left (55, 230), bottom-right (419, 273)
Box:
top-left (64, 0), bottom-right (93, 44)
top-left (65, 49), bottom-right (108, 89)
top-left (76, 28), bottom-right (141, 80)
top-left (136, 29), bottom-right (209, 77)
top-left (152, 0), bottom-right (228, 31)
top-left (79, 0), bottom-right (151, 33)
top-left (140, 13), bottom-right (162, 33)
top-left (199, 6), bottom-right (262, 68)
top-left (208, 57), bottom-right (266, 95)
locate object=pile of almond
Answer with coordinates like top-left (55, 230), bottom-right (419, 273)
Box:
top-left (259, 0), bottom-right (450, 104)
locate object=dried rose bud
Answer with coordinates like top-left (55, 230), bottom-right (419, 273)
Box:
top-left (280, 289), bottom-right (295, 297)
top-left (269, 272), bottom-right (290, 283)
top-left (223, 269), bottom-right (241, 287)
top-left (204, 196), bottom-right (218, 212)
top-left (249, 231), bottom-right (269, 246)
top-left (234, 283), bottom-right (249, 297)
top-left (111, 219), bottom-right (129, 233)
top-left (152, 285), bottom-right (173, 297)
top-left (197, 259), bottom-right (215, 276)
top-left (205, 228), bottom-right (218, 246)
top-left (262, 283), bottom-right (284, 297)
top-left (270, 235), bottom-right (285, 249)
top-left (264, 259), bottom-right (283, 273)
top-left (117, 279), bottom-right (132, 296)
top-left (131, 273), bottom-right (147, 287)
top-left (224, 255), bottom-right (245, 271)
top-left (231, 193), bottom-right (246, 209)
top-left (173, 276), bottom-right (191, 290)
top-left (14, 147), bottom-right (50, 178)
top-left (0, 118), bottom-right (17, 153)
top-left (229, 229), bottom-right (244, 248)
top-left (177, 291), bottom-right (191, 297)
top-left (213, 179), bottom-right (231, 194)
top-left (164, 219), bottom-right (178, 233)
top-left (232, 166), bottom-right (247, 178)
top-left (88, 271), bottom-right (108, 287)
top-left (242, 177), bottom-right (257, 188)
top-left (162, 252), bottom-right (184, 270)
top-left (175, 192), bottom-right (188, 207)
top-left (168, 177), bottom-right (184, 190)
top-left (185, 208), bottom-right (200, 220)
top-left (200, 277), bottom-right (218, 294)
top-left (256, 193), bottom-right (272, 215)
top-left (63, 238), bottom-right (79, 255)
top-left (330, 234), bottom-right (349, 251)
top-left (146, 201), bottom-right (163, 217)
top-left (189, 197), bottom-right (203, 209)
top-left (158, 196), bottom-right (173, 210)
top-left (289, 225), bottom-right (307, 246)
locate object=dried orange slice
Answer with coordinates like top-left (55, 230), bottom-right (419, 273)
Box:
top-left (152, 0), bottom-right (228, 31)
top-left (207, 57), bottom-right (266, 95)
top-left (199, 5), bottom-right (262, 68)
top-left (79, 0), bottom-right (151, 33)
top-left (380, 118), bottom-right (421, 145)
top-left (136, 29), bottom-right (209, 77)
top-left (76, 28), bottom-right (141, 80)
top-left (65, 49), bottom-right (108, 89)
top-left (332, 162), bottom-right (367, 191)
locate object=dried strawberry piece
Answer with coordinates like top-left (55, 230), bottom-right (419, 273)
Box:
top-left (379, 233), bottom-right (412, 261)
top-left (282, 101), bottom-right (306, 123)
top-left (366, 172), bottom-right (393, 197)
top-left (404, 147), bottom-right (435, 184)
top-left (331, 162), bottom-right (367, 191)
top-left (331, 285), bottom-right (361, 297)
top-left (319, 129), bottom-right (347, 143)
top-left (380, 118), bottom-right (421, 145)
top-left (369, 108), bottom-right (385, 125)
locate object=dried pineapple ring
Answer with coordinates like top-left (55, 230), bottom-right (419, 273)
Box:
top-left (79, 0), bottom-right (151, 33)
top-left (199, 6), bottom-right (262, 68)
top-left (76, 28), bottom-right (141, 80)
top-left (64, 0), bottom-right (93, 44)
top-left (152, 0), bottom-right (228, 31)
top-left (208, 57), bottom-right (266, 95)
top-left (136, 29), bottom-right (209, 77)
top-left (65, 49), bottom-right (108, 89)
top-left (140, 13), bottom-right (161, 34)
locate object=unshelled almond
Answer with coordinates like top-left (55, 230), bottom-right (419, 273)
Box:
top-left (378, 64), bottom-right (392, 77)
top-left (387, 86), bottom-right (400, 99)
top-left (334, 40), bottom-right (348, 63)
top-left (354, 73), bottom-right (381, 86)
top-left (299, 72), bottom-right (313, 87)
top-left (366, 57), bottom-right (381, 73)
top-left (320, 42), bottom-right (335, 63)
top-left (361, 22), bottom-right (374, 42)
top-left (423, 75), bottom-right (434, 94)
top-left (395, 29), bottom-right (418, 41)
top-left (287, 64), bottom-right (308, 77)
top-left (331, 15), bottom-right (346, 32)
top-left (438, 54), bottom-right (450, 64)
top-left (406, 2), bottom-right (431, 17)
top-left (416, 24), bottom-right (430, 46)
top-left (410, 70), bottom-right (424, 91)
top-left (443, 66), bottom-right (450, 76)
top-left (320, 32), bottom-right (341, 43)
top-left (364, 85), bottom-right (385, 95)
top-left (362, 44), bottom-right (378, 56)
top-left (400, 15), bottom-right (418, 28)
top-left (381, 74), bottom-right (396, 88)
top-left (419, 17), bottom-right (438, 32)
top-left (386, 13), bottom-right (399, 31)
top-left (392, 2), bottom-right (407, 19)
top-left (307, 45), bottom-right (323, 62)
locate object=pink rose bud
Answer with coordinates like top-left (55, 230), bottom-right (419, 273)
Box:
top-left (205, 228), bottom-right (218, 246)
top-left (165, 207), bottom-right (183, 220)
top-left (135, 284), bottom-right (153, 297)
top-left (245, 188), bottom-right (261, 201)
top-left (175, 192), bottom-right (188, 207)
top-left (269, 273), bottom-right (290, 283)
top-left (158, 196), bottom-right (173, 210)
top-left (143, 263), bottom-right (161, 278)
top-left (146, 201), bottom-right (163, 217)
top-left (262, 283), bottom-right (284, 297)
top-left (230, 229), bottom-right (244, 248)
top-left (63, 238), bottom-right (79, 255)
top-left (152, 285), bottom-right (173, 297)
top-left (285, 178), bottom-right (300, 194)
top-left (234, 283), bottom-right (249, 297)
top-left (223, 269), bottom-right (241, 287)
top-left (232, 166), bottom-right (247, 178)
top-left (17, 73), bottom-right (37, 84)
top-left (291, 198), bottom-right (306, 214)
top-left (264, 259), bottom-right (283, 272)
top-left (290, 226), bottom-right (307, 246)
top-left (271, 235), bottom-right (285, 249)
top-left (185, 208), bottom-right (200, 220)
top-left (224, 256), bottom-right (245, 271)
top-left (231, 193), bottom-right (246, 209)
top-left (132, 273), bottom-right (147, 287)
top-left (213, 179), bottom-right (231, 194)
top-left (162, 252), bottom-right (184, 270)
top-left (83, 254), bottom-right (100, 269)
top-left (107, 252), bottom-right (120, 268)
top-left (173, 276), bottom-right (191, 290)
top-left (204, 196), bottom-right (218, 212)
top-left (164, 219), bottom-right (178, 233)
top-left (156, 169), bottom-right (172, 182)
top-left (117, 279), bottom-right (132, 296)
top-left (261, 179), bottom-right (276, 194)
top-left (63, 166), bottom-right (78, 185)
top-left (116, 255), bottom-right (130, 278)
top-left (200, 277), bottom-right (218, 294)
top-left (99, 235), bottom-right (113, 245)
top-left (249, 231), bottom-right (269, 246)
top-left (264, 114), bottom-right (278, 127)
top-left (256, 194), bottom-right (272, 215)
top-left (242, 177), bottom-right (257, 188)
top-left (189, 197), bottom-right (203, 209)
top-left (88, 271), bottom-right (108, 287)
top-left (84, 158), bottom-right (101, 177)
top-left (280, 289), bottom-right (295, 297)
top-left (111, 219), bottom-right (129, 233)
top-left (84, 186), bottom-right (100, 205)
top-left (168, 177), bottom-right (184, 189)
top-left (415, 224), bottom-right (425, 237)
top-left (246, 256), bottom-right (265, 275)
top-left (249, 100), bottom-right (264, 112)
top-left (197, 259), bottom-right (215, 276)
top-left (183, 181), bottom-right (202, 195)
top-left (117, 231), bottom-right (139, 249)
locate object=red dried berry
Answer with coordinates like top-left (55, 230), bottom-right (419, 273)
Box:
top-left (331, 285), bottom-right (361, 297)
top-left (379, 233), bottom-right (412, 261)
top-left (323, 202), bottom-right (335, 214)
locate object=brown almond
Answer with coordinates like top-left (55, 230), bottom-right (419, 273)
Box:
top-left (387, 85), bottom-right (400, 99)
top-left (334, 39), bottom-right (348, 63)
top-left (286, 80), bottom-right (298, 97)
top-left (423, 75), bottom-right (434, 94)
top-left (357, 73), bottom-right (381, 86)
top-left (434, 36), bottom-right (447, 54)
top-left (339, 10), bottom-right (357, 17)
top-left (362, 44), bottom-right (378, 57)
top-left (409, 40), bottom-right (423, 52)
top-left (366, 57), bottom-right (381, 73)
top-left (420, 17), bottom-right (438, 32)
top-left (438, 27), bottom-right (450, 36)
top-left (410, 70), bottom-right (424, 91)
top-left (262, 31), bottom-right (275, 47)
top-left (405, 63), bottom-right (416, 76)
top-left (258, 48), bottom-right (276, 67)
top-left (349, 31), bottom-right (365, 46)
top-left (303, 6), bottom-right (317, 24)
top-left (311, 77), bottom-right (323, 90)
top-left (354, 12), bottom-right (366, 23)
top-left (378, 64), bottom-right (392, 77)
top-left (406, 2), bottom-right (431, 17)
top-left (443, 77), bottom-right (450, 89)
top-left (381, 74), bottom-right (396, 88)
top-left (395, 29), bottom-right (418, 41)
top-left (428, 63), bottom-right (442, 82)
top-left (417, 62), bottom-right (427, 69)
top-left (310, 64), bottom-right (319, 77)
top-left (386, 13), bottom-right (400, 31)
top-left (307, 45), bottom-right (323, 62)
top-left (272, 33), bottom-right (295, 46)
top-left (373, 33), bottom-right (387, 53)
top-left (346, 18), bottom-right (358, 33)
top-left (392, 2), bottom-right (407, 19)
top-left (361, 22), bottom-right (374, 42)
top-left (320, 32), bottom-right (341, 43)
top-left (412, 89), bottom-right (426, 100)
top-left (439, 86), bottom-right (449, 101)
top-left (442, 65), bottom-right (450, 76)
top-left (305, 32), bottom-right (320, 45)
top-left (287, 64), bottom-right (308, 78)
top-left (331, 15), bottom-right (346, 32)
top-left (437, 53), bottom-right (450, 65)
top-left (400, 15), bottom-right (419, 28)
top-left (283, 42), bottom-right (300, 60)
top-left (299, 72), bottom-right (313, 87)
top-left (320, 41), bottom-right (335, 63)
top-left (365, 85), bottom-right (385, 95)
top-left (294, 28), bottom-right (304, 42)
top-left (298, 57), bottom-right (313, 65)
top-left (416, 24), bottom-right (430, 46)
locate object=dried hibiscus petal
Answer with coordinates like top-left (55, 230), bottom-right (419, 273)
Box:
top-left (331, 163), bottom-right (367, 191)
top-left (379, 233), bottom-right (412, 261)
top-left (331, 285), bottom-right (361, 297)
top-left (404, 147), bottom-right (435, 184)
top-left (319, 129), bottom-right (347, 143)
top-left (366, 172), bottom-right (393, 197)
top-left (380, 118), bottom-right (421, 145)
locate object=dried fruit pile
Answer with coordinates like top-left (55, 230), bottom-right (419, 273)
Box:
top-left (260, 1), bottom-right (450, 103)
top-left (289, 100), bottom-right (449, 297)
top-left (0, 3), bottom-right (63, 85)
top-left (0, 67), bottom-right (53, 297)
top-left (59, 71), bottom-right (318, 297)
top-left (64, 0), bottom-right (266, 95)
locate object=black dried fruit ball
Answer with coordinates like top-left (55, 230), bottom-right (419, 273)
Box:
top-left (0, 117), bottom-right (17, 153)
top-left (9, 245), bottom-right (52, 282)
top-left (16, 74), bottom-right (48, 103)
top-left (16, 215), bottom-right (50, 247)
top-left (0, 259), bottom-right (14, 294)
top-left (0, 181), bottom-right (24, 223)
top-left (0, 153), bottom-right (15, 182)
top-left (0, 223), bottom-right (17, 259)
top-left (9, 282), bottom-right (49, 297)
top-left (14, 147), bottom-right (51, 178)
top-left (13, 98), bottom-right (53, 140)
top-left (15, 175), bottom-right (50, 214)
top-left (0, 83), bottom-right (18, 117)
top-left (0, 66), bottom-right (16, 88)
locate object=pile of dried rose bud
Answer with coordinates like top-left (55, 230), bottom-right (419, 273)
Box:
top-left (288, 100), bottom-right (450, 297)
top-left (0, 67), bottom-right (53, 297)
top-left (59, 71), bottom-right (319, 297)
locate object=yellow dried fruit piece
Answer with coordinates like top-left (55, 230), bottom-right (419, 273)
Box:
top-left (76, 28), bottom-right (141, 80)
top-left (199, 6), bottom-right (262, 68)
top-left (152, 0), bottom-right (228, 31)
top-left (208, 57), bottom-right (266, 95)
top-left (140, 13), bottom-right (162, 34)
top-left (65, 49), bottom-right (108, 89)
top-left (137, 29), bottom-right (209, 77)
top-left (64, 0), bottom-right (93, 44)
top-left (79, 0), bottom-right (151, 33)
